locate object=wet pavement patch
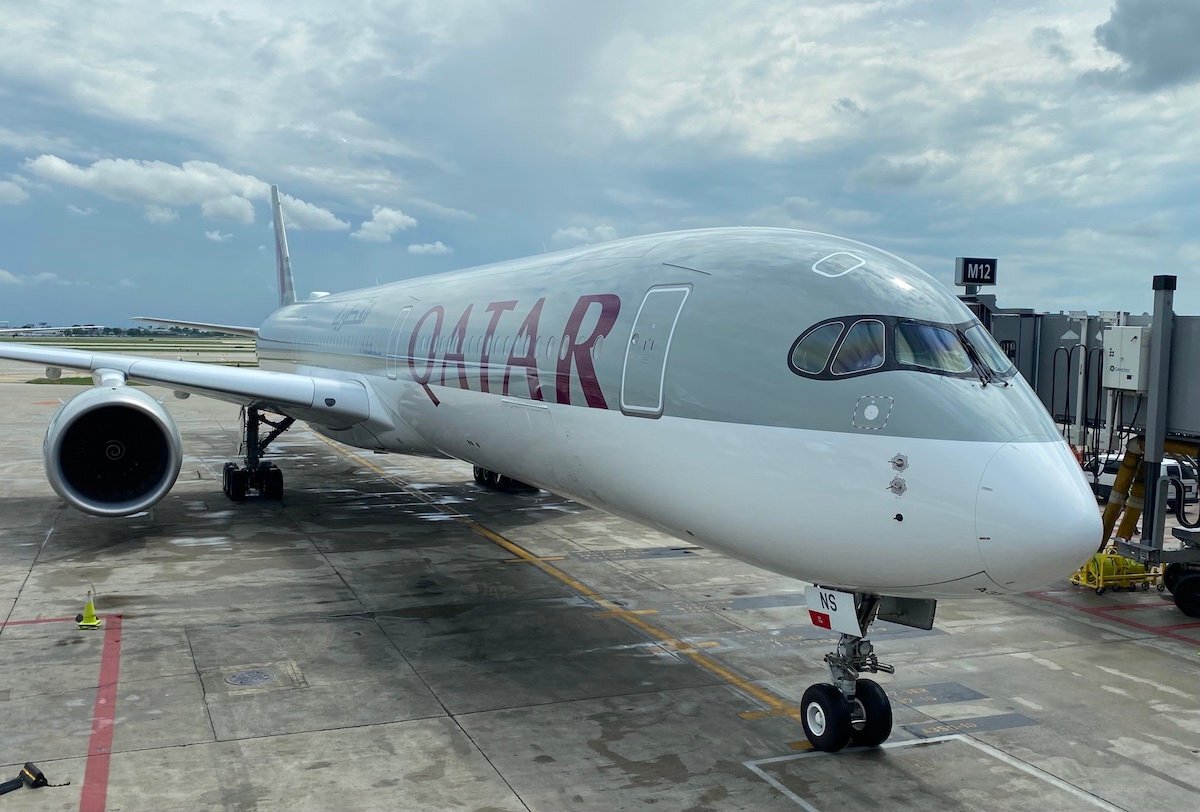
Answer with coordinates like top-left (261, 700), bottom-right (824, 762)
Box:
top-left (902, 712), bottom-right (1038, 739)
top-left (887, 682), bottom-right (988, 707)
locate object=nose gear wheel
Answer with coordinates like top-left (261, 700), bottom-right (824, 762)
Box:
top-left (801, 592), bottom-right (899, 752)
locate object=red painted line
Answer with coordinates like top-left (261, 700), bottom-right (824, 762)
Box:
top-left (1159, 620), bottom-right (1200, 631)
top-left (1092, 601), bottom-right (1177, 613)
top-left (1029, 591), bottom-right (1200, 645)
top-left (0, 616), bottom-right (75, 627)
top-left (79, 615), bottom-right (123, 812)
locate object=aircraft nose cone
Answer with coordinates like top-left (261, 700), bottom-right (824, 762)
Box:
top-left (976, 439), bottom-right (1101, 591)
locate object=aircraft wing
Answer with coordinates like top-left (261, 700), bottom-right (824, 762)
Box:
top-left (0, 343), bottom-right (369, 428)
top-left (132, 317), bottom-right (259, 337)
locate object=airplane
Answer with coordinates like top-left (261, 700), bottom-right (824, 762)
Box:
top-left (0, 324), bottom-right (105, 335)
top-left (0, 187), bottom-right (1100, 752)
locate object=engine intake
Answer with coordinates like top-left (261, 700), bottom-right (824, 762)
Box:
top-left (44, 385), bottom-right (183, 516)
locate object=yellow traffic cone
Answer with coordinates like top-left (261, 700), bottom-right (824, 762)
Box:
top-left (76, 590), bottom-right (103, 630)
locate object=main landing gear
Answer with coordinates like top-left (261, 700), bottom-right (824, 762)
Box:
top-left (222, 406), bottom-right (294, 502)
top-left (471, 465), bottom-right (536, 493)
top-left (801, 593), bottom-right (896, 753)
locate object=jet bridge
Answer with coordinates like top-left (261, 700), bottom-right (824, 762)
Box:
top-left (974, 277), bottom-right (1200, 616)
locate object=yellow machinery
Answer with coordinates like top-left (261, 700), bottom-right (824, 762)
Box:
top-left (1070, 552), bottom-right (1162, 594)
top-left (1076, 434), bottom-right (1200, 596)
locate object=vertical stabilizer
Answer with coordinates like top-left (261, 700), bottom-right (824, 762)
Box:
top-left (271, 185), bottom-right (297, 308)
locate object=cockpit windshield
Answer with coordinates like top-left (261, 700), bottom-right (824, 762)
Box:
top-left (831, 319), bottom-right (885, 375)
top-left (895, 322), bottom-right (971, 374)
top-left (962, 324), bottom-right (1015, 379)
top-left (787, 315), bottom-right (1014, 383)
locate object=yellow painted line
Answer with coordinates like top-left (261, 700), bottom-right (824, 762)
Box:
top-left (591, 608), bottom-right (659, 619)
top-left (503, 555), bottom-right (567, 564)
top-left (314, 435), bottom-right (807, 724)
top-left (788, 740), bottom-right (815, 752)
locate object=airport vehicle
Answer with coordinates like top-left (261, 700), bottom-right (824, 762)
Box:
top-left (1086, 451), bottom-right (1197, 506)
top-left (0, 188), bottom-right (1100, 752)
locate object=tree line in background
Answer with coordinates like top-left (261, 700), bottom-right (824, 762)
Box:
top-left (4, 325), bottom-right (225, 337)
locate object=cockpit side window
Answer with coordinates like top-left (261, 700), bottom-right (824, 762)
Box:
top-left (895, 322), bottom-right (971, 373)
top-left (962, 323), bottom-right (1015, 378)
top-left (831, 319), bottom-right (885, 375)
top-left (790, 321), bottom-right (844, 374)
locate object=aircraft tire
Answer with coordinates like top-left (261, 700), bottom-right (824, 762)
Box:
top-left (848, 679), bottom-right (893, 748)
top-left (222, 462), bottom-right (237, 497)
top-left (228, 469), bottom-right (248, 502)
top-left (472, 466), bottom-right (486, 485)
top-left (494, 474), bottom-right (513, 491)
top-left (264, 467), bottom-right (284, 501)
top-left (1163, 563), bottom-right (1191, 595)
top-left (1173, 575), bottom-right (1200, 618)
top-left (801, 683), bottom-right (851, 753)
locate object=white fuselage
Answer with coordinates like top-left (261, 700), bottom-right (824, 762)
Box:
top-left (255, 228), bottom-right (1101, 601)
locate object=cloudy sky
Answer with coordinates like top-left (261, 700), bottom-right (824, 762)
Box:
top-left (2, 0), bottom-right (1199, 326)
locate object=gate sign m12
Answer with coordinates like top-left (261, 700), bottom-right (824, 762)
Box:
top-left (955, 257), bottom-right (997, 287)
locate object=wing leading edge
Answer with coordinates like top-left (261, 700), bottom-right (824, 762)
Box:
top-left (0, 343), bottom-right (369, 428)
top-left (131, 317), bottom-right (259, 337)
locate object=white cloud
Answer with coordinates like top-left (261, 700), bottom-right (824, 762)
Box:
top-left (144, 205), bottom-right (178, 224)
top-left (67, 204), bottom-right (96, 216)
top-left (0, 269), bottom-right (68, 286)
top-left (118, 278), bottom-right (137, 289)
top-left (750, 196), bottom-right (880, 230)
top-left (279, 193), bottom-right (351, 231)
top-left (351, 206), bottom-right (417, 242)
top-left (407, 199), bottom-right (478, 222)
top-left (26, 155), bottom-right (349, 230)
top-left (204, 230), bottom-right (233, 242)
top-left (407, 241), bottom-right (452, 255)
top-left (551, 225), bottom-right (618, 246)
top-left (852, 151), bottom-right (958, 189)
top-left (0, 180), bottom-right (29, 204)
top-left (0, 126), bottom-right (88, 156)
top-left (201, 195), bottom-right (255, 224)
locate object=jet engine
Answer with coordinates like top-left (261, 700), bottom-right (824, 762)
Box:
top-left (43, 385), bottom-right (183, 517)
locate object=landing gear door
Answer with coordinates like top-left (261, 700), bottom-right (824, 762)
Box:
top-left (620, 285), bottom-right (691, 417)
top-left (385, 306), bottom-right (413, 381)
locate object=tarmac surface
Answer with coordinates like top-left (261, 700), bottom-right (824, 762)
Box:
top-left (1, 379), bottom-right (1199, 811)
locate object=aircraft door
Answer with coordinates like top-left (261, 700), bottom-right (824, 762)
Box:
top-left (385, 306), bottom-right (413, 380)
top-left (620, 285), bottom-right (691, 417)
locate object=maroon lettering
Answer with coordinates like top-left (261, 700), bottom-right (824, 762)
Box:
top-left (438, 304), bottom-right (473, 390)
top-left (479, 300), bottom-right (516, 394)
top-left (502, 297), bottom-right (546, 399)
top-left (556, 294), bottom-right (621, 408)
top-left (407, 305), bottom-right (444, 406)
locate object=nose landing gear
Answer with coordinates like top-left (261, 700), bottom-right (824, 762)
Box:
top-left (800, 592), bottom-right (900, 752)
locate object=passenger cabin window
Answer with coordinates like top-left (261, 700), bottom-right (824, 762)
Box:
top-left (831, 320), bottom-right (885, 375)
top-left (790, 322), bottom-right (843, 374)
top-left (895, 323), bottom-right (971, 373)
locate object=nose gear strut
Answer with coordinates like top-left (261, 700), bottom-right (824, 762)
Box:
top-left (801, 592), bottom-right (901, 752)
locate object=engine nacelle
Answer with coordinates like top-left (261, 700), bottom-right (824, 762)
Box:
top-left (44, 385), bottom-right (183, 517)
